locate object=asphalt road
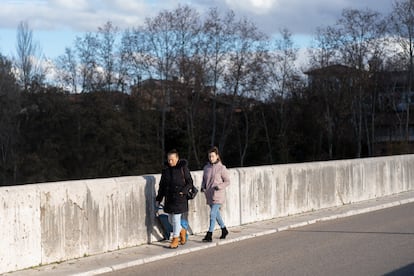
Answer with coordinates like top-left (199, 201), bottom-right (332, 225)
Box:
top-left (102, 202), bottom-right (414, 276)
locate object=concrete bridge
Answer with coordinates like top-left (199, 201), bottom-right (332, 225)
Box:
top-left (1, 154), bottom-right (414, 274)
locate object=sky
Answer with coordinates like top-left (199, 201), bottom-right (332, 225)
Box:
top-left (0, 0), bottom-right (395, 61)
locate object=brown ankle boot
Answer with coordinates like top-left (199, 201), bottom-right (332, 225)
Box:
top-left (180, 229), bottom-right (187, 245)
top-left (170, 237), bottom-right (179, 249)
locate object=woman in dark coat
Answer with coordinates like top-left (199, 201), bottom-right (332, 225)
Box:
top-left (155, 149), bottom-right (193, 248)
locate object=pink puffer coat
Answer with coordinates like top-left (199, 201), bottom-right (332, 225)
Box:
top-left (201, 161), bottom-right (230, 205)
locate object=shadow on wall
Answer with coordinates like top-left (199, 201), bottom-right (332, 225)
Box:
top-left (144, 175), bottom-right (167, 243)
top-left (142, 175), bottom-right (196, 243)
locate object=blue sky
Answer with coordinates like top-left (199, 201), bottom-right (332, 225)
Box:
top-left (0, 0), bottom-right (394, 60)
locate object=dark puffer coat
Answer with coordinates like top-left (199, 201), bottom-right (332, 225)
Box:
top-left (156, 159), bottom-right (193, 214)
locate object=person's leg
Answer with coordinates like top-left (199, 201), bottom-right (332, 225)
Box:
top-left (169, 213), bottom-right (182, 237)
top-left (208, 204), bottom-right (222, 232)
top-left (179, 214), bottom-right (187, 245)
top-left (169, 213), bottom-right (182, 248)
top-left (202, 204), bottom-right (217, 242)
top-left (215, 205), bottom-right (226, 229)
top-left (213, 204), bottom-right (229, 239)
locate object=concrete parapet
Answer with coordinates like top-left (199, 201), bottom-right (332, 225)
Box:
top-left (1, 155), bottom-right (413, 274)
top-left (0, 185), bottom-right (41, 273)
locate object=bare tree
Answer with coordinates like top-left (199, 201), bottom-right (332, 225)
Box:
top-left (119, 27), bottom-right (151, 90)
top-left (15, 21), bottom-right (44, 91)
top-left (202, 8), bottom-right (235, 149)
top-left (144, 7), bottom-right (180, 162)
top-left (389, 0), bottom-right (414, 143)
top-left (55, 47), bottom-right (78, 93)
top-left (265, 28), bottom-right (300, 162)
top-left (171, 5), bottom-right (204, 166)
top-left (307, 25), bottom-right (346, 159)
top-left (0, 54), bottom-right (20, 184)
top-left (312, 9), bottom-right (385, 157)
top-left (97, 21), bottom-right (119, 92)
top-left (75, 32), bottom-right (99, 92)
top-left (308, 26), bottom-right (341, 69)
top-left (326, 8), bottom-right (386, 157)
top-left (220, 16), bottom-right (268, 165)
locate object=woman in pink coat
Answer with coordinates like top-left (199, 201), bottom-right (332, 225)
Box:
top-left (201, 146), bottom-right (230, 242)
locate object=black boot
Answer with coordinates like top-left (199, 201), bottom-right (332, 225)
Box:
top-left (202, 231), bottom-right (212, 242)
top-left (220, 227), bottom-right (228, 239)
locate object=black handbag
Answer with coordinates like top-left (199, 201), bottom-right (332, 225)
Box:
top-left (181, 167), bottom-right (198, 200)
top-left (187, 185), bottom-right (198, 200)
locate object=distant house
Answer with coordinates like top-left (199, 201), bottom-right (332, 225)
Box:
top-left (130, 77), bottom-right (258, 113)
top-left (305, 64), bottom-right (414, 154)
top-left (130, 77), bottom-right (206, 111)
top-left (373, 70), bottom-right (414, 112)
top-left (131, 78), bottom-right (173, 111)
top-left (304, 64), bottom-right (365, 91)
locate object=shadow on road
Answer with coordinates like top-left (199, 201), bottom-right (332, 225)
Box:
top-left (383, 263), bottom-right (414, 276)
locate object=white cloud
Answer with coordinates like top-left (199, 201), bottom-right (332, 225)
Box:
top-left (49, 0), bottom-right (89, 11)
top-left (0, 0), bottom-right (395, 58)
top-left (104, 0), bottom-right (148, 12)
top-left (0, 0), bottom-right (393, 33)
top-left (225, 0), bottom-right (279, 14)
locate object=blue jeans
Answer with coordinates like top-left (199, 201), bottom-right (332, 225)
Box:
top-left (208, 204), bottom-right (225, 232)
top-left (168, 213), bottom-right (182, 238)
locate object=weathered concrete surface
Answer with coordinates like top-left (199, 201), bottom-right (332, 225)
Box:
top-left (0, 185), bottom-right (41, 272)
top-left (1, 155), bottom-right (413, 274)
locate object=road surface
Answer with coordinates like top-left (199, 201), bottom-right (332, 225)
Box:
top-left (103, 202), bottom-right (414, 276)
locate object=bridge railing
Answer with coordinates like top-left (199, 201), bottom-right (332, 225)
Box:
top-left (1, 154), bottom-right (413, 274)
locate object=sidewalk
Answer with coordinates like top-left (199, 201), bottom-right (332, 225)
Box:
top-left (5, 190), bottom-right (414, 276)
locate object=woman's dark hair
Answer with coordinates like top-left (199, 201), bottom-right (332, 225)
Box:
top-left (208, 146), bottom-right (221, 161)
